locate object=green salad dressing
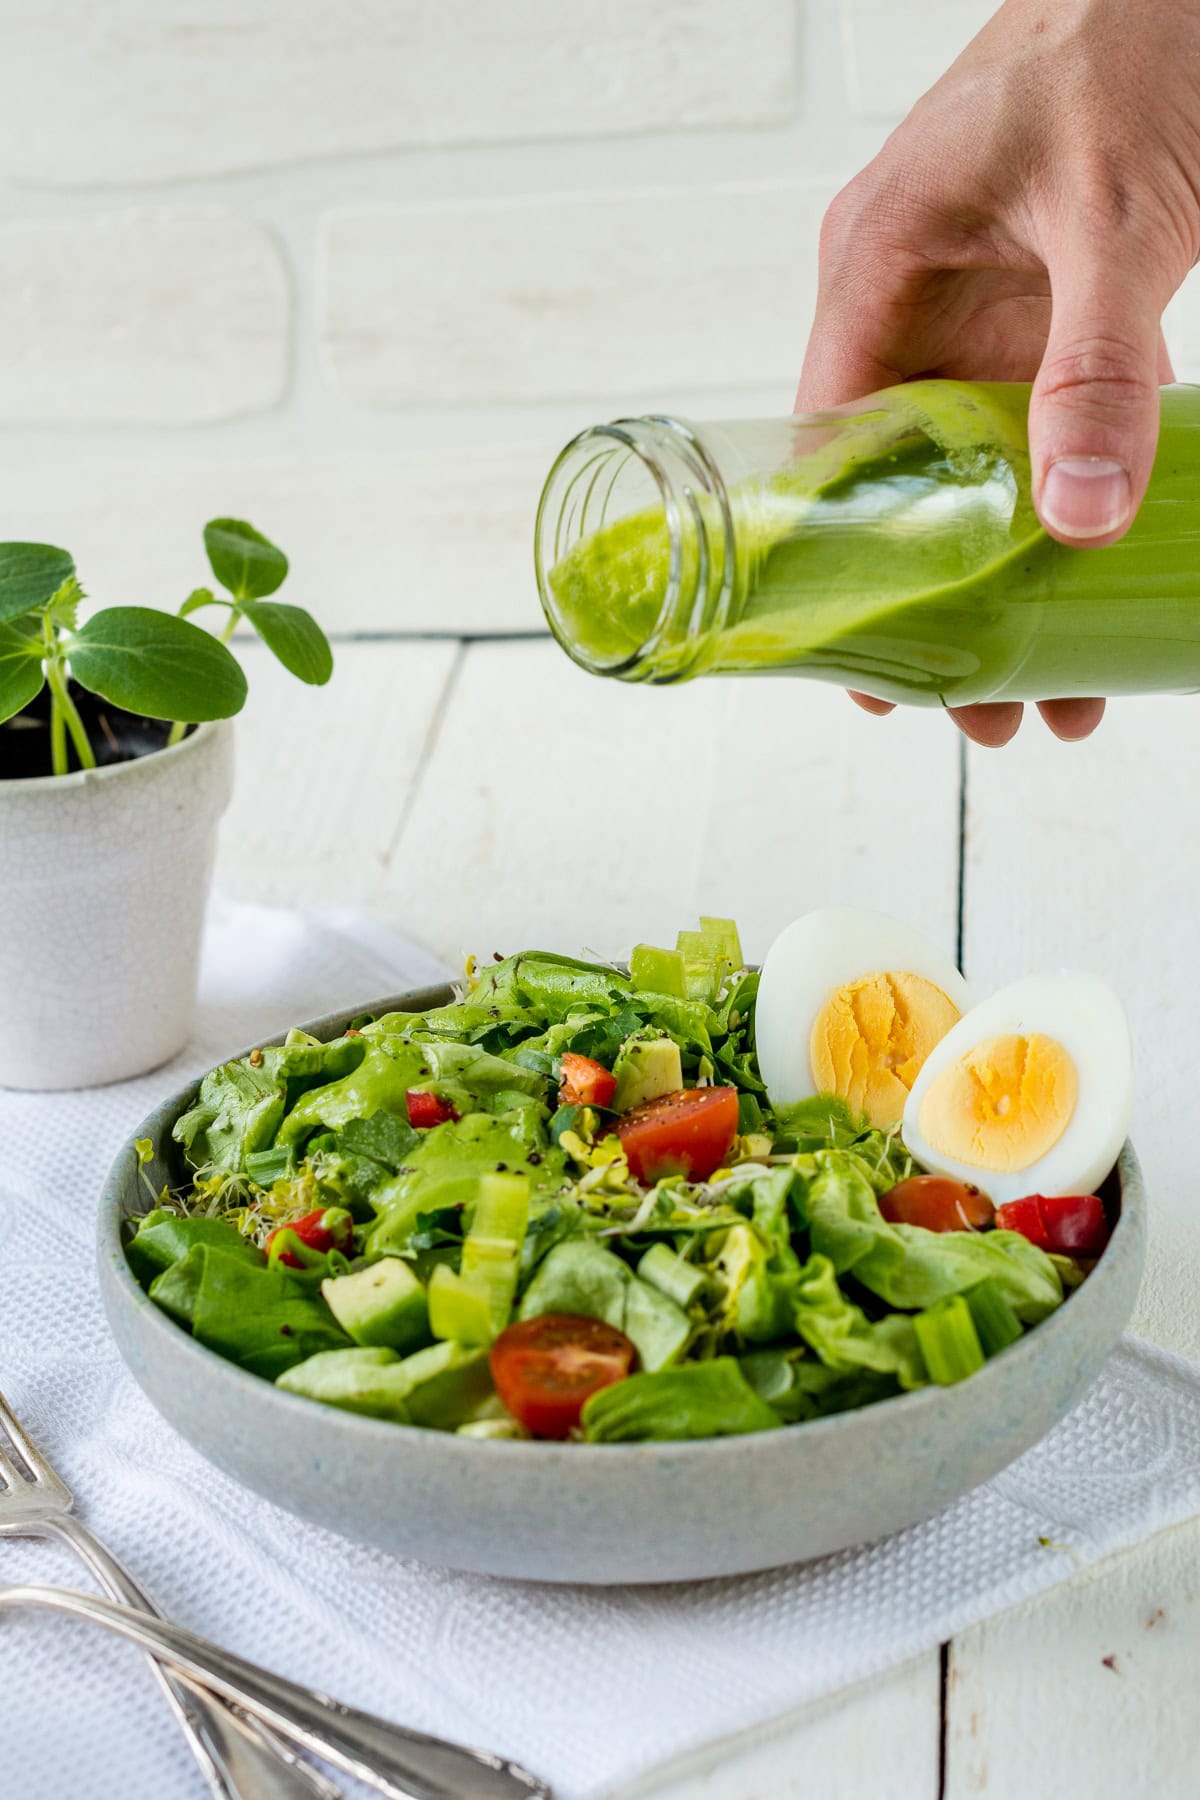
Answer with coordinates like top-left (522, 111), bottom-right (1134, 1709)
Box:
top-left (537, 381), bottom-right (1200, 706)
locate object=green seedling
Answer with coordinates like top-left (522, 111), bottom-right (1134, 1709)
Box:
top-left (0, 519), bottom-right (332, 775)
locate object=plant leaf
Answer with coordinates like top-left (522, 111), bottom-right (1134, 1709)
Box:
top-left (0, 618), bottom-right (46, 723)
top-left (179, 586), bottom-right (224, 618)
top-left (239, 600), bottom-right (334, 685)
top-left (68, 607), bottom-right (248, 722)
top-left (204, 519), bottom-right (288, 600)
top-left (0, 543), bottom-right (75, 624)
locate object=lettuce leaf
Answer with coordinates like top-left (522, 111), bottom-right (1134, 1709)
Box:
top-left (791, 1252), bottom-right (927, 1388)
top-left (581, 1358), bottom-right (780, 1441)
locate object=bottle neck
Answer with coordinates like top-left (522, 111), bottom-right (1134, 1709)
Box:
top-left (535, 415), bottom-right (740, 682)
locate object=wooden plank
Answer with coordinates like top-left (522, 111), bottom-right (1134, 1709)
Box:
top-left (619, 1655), bottom-right (940, 1799)
top-left (946, 1516), bottom-right (1200, 1799)
top-left (384, 640), bottom-right (964, 967)
top-left (960, 697), bottom-right (1200, 1361)
top-left (215, 637), bottom-right (461, 910)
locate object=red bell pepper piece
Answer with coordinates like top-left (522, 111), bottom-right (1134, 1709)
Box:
top-left (993, 1194), bottom-right (1052, 1249)
top-left (265, 1206), bottom-right (354, 1269)
top-left (558, 1052), bottom-right (617, 1110)
top-left (995, 1193), bottom-right (1110, 1257)
top-left (406, 1090), bottom-right (459, 1129)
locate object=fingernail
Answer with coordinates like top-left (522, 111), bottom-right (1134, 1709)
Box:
top-left (1040, 458), bottom-right (1131, 540)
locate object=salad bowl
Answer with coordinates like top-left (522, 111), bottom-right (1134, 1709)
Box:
top-left (98, 986), bottom-right (1147, 1586)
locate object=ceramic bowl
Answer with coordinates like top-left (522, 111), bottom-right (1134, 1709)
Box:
top-left (98, 987), bottom-right (1147, 1585)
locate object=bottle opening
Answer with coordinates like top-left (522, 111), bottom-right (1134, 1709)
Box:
top-left (535, 416), bottom-right (736, 683)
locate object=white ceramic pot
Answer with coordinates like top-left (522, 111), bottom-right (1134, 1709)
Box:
top-left (0, 722), bottom-right (233, 1090)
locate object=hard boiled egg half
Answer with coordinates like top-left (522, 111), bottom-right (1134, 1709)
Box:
top-left (756, 908), bottom-right (970, 1128)
top-left (902, 972), bottom-right (1132, 1205)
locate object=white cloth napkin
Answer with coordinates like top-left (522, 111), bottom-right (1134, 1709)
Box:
top-left (2, 895), bottom-right (1199, 1800)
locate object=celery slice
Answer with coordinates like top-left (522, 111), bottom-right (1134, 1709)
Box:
top-left (964, 1279), bottom-right (1024, 1358)
top-left (637, 1243), bottom-right (709, 1309)
top-left (914, 1294), bottom-right (985, 1385)
top-left (629, 944), bottom-right (686, 998)
top-left (429, 1172), bottom-right (530, 1345)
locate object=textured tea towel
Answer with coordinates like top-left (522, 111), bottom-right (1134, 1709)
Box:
top-left (1, 895), bottom-right (1199, 1800)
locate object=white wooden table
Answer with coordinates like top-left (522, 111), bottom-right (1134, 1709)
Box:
top-left (220, 633), bottom-right (1200, 1800)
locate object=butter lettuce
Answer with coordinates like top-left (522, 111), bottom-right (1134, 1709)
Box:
top-left (581, 1358), bottom-right (780, 1442)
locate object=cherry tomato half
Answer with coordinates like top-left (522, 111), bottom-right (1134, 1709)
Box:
top-left (879, 1174), bottom-right (995, 1233)
top-left (614, 1086), bottom-right (739, 1185)
top-left (265, 1207), bottom-right (354, 1269)
top-left (490, 1313), bottom-right (637, 1438)
top-left (558, 1052), bottom-right (617, 1110)
top-left (406, 1089), bottom-right (459, 1129)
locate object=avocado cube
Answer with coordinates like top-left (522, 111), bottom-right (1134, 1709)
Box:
top-left (320, 1258), bottom-right (431, 1354)
top-left (612, 1034), bottom-right (683, 1112)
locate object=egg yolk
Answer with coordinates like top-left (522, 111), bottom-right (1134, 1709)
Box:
top-left (809, 970), bottom-right (962, 1128)
top-left (918, 1031), bottom-right (1078, 1172)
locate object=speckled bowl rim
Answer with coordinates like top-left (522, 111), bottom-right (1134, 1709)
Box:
top-left (98, 985), bottom-right (1145, 1470)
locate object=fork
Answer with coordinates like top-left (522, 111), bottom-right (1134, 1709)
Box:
top-left (0, 1388), bottom-right (342, 1800)
top-left (0, 1392), bottom-right (552, 1799)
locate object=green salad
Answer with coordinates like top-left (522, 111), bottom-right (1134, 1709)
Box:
top-left (128, 918), bottom-right (1089, 1443)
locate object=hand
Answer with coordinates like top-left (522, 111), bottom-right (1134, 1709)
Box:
top-left (798, 0), bottom-right (1200, 746)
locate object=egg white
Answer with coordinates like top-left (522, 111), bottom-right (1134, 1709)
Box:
top-left (755, 907), bottom-right (971, 1110)
top-left (901, 971), bottom-right (1132, 1206)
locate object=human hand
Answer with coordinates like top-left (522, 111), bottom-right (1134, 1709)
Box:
top-left (799, 0), bottom-right (1200, 745)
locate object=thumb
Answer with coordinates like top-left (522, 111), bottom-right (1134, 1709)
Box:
top-left (1030, 253), bottom-right (1165, 548)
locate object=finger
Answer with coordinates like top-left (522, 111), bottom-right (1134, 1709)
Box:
top-left (796, 182), bottom-right (913, 411)
top-left (848, 690), bottom-right (897, 717)
top-left (946, 701), bottom-right (1025, 747)
top-left (1036, 697), bottom-right (1106, 740)
top-left (1030, 244), bottom-right (1167, 548)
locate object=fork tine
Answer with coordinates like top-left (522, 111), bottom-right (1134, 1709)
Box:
top-left (0, 1390), bottom-right (71, 1502)
top-left (0, 1443), bottom-right (23, 1492)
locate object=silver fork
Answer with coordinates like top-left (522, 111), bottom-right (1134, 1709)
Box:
top-left (0, 1388), bottom-right (342, 1800)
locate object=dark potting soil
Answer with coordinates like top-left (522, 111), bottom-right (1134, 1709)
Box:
top-left (0, 683), bottom-right (192, 780)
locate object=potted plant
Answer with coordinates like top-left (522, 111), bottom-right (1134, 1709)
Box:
top-left (0, 520), bottom-right (332, 1090)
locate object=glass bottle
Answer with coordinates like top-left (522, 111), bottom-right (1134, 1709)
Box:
top-left (534, 381), bottom-right (1200, 705)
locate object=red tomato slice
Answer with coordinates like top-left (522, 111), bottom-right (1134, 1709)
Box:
top-left (614, 1087), bottom-right (739, 1185)
top-left (406, 1089), bottom-right (459, 1129)
top-left (558, 1052), bottom-right (617, 1110)
top-left (996, 1193), bottom-right (1110, 1257)
top-left (266, 1207), bottom-right (354, 1269)
top-left (490, 1313), bottom-right (636, 1438)
top-left (879, 1174), bottom-right (994, 1232)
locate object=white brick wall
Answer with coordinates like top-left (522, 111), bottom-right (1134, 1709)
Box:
top-left (321, 182), bottom-right (833, 410)
top-left (0, 2), bottom-right (799, 185)
top-left (1, 1), bottom-right (1200, 633)
top-left (0, 211), bottom-right (288, 425)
